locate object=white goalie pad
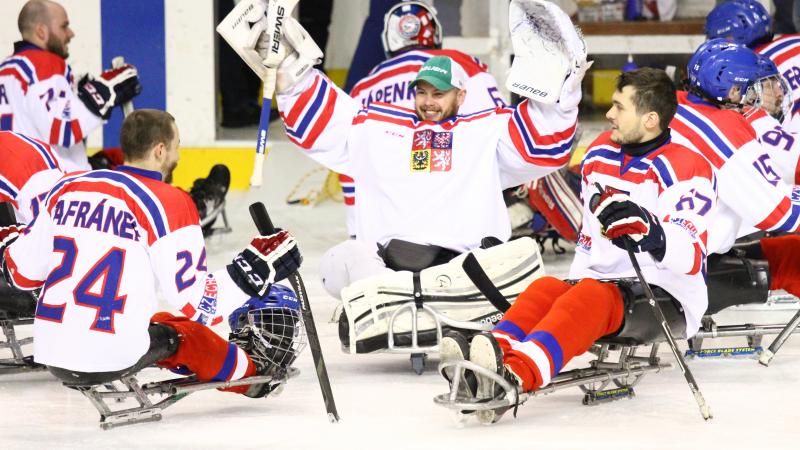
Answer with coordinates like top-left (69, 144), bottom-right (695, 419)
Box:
top-left (506, 0), bottom-right (587, 104)
top-left (216, 0), bottom-right (298, 79)
top-left (339, 237), bottom-right (545, 354)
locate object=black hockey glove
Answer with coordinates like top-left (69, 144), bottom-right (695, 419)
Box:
top-left (227, 230), bottom-right (302, 297)
top-left (591, 190), bottom-right (666, 261)
top-left (0, 224), bottom-right (23, 285)
top-left (78, 64), bottom-right (142, 120)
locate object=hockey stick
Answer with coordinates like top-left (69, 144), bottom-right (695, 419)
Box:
top-left (248, 201), bottom-right (340, 423)
top-left (251, 71), bottom-right (275, 187)
top-left (111, 56), bottom-right (134, 117)
top-left (759, 308), bottom-right (800, 366)
top-left (591, 183), bottom-right (712, 421)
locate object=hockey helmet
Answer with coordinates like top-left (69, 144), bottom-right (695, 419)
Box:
top-left (228, 283), bottom-right (306, 370)
top-left (382, 1), bottom-right (443, 57)
top-left (688, 38), bottom-right (763, 106)
top-left (705, 0), bottom-right (772, 48)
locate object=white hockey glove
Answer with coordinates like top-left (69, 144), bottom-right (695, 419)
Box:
top-left (506, 0), bottom-right (591, 108)
top-left (77, 64), bottom-right (142, 120)
top-left (274, 17), bottom-right (324, 93)
top-left (227, 230), bottom-right (303, 297)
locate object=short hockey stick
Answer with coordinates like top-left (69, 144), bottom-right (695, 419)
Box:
top-left (591, 183), bottom-right (712, 420)
top-left (248, 202), bottom-right (340, 422)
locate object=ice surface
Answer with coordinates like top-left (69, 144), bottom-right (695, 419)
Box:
top-left (2, 137), bottom-right (799, 449)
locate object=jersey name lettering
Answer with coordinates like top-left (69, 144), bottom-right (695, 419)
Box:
top-left (52, 199), bottom-right (141, 241)
top-left (363, 81), bottom-right (414, 107)
top-left (0, 84), bottom-right (7, 104)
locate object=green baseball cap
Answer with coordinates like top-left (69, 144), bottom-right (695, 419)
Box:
top-left (410, 56), bottom-right (467, 91)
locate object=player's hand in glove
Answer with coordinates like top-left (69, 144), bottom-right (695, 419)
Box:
top-left (590, 189), bottom-right (666, 261)
top-left (274, 17), bottom-right (323, 93)
top-left (78, 64), bottom-right (142, 120)
top-left (227, 230), bottom-right (303, 297)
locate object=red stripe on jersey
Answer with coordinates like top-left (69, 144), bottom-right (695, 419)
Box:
top-left (49, 119), bottom-right (61, 145)
top-left (352, 111), bottom-right (417, 128)
top-left (687, 242), bottom-right (702, 275)
top-left (657, 144), bottom-right (715, 183)
top-left (745, 107), bottom-right (769, 123)
top-left (0, 194), bottom-right (19, 209)
top-left (344, 197), bottom-right (355, 205)
top-left (0, 68), bottom-right (29, 93)
top-left (0, 132), bottom-right (57, 188)
top-left (284, 76), bottom-right (322, 127)
top-left (301, 88), bottom-right (338, 149)
top-left (517, 100), bottom-right (577, 146)
top-left (132, 175), bottom-right (200, 233)
top-left (669, 118), bottom-right (726, 169)
top-left (771, 44), bottom-right (800, 67)
top-left (756, 197), bottom-right (791, 230)
top-left (339, 174), bottom-right (354, 183)
top-left (3, 252), bottom-right (44, 289)
top-left (70, 120), bottom-right (83, 142)
top-left (583, 160), bottom-right (652, 184)
top-left (14, 49), bottom-right (67, 81)
top-left (427, 49), bottom-right (488, 77)
top-left (351, 65), bottom-right (420, 97)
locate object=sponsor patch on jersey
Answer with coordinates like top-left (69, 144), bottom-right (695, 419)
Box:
top-left (577, 232), bottom-right (592, 251)
top-left (668, 217), bottom-right (698, 240)
top-left (411, 130), bottom-right (452, 172)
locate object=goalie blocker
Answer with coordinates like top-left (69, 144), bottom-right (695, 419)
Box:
top-left (338, 238), bottom-right (545, 354)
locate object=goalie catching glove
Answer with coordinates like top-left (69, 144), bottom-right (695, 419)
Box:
top-left (227, 230), bottom-right (303, 297)
top-left (506, 0), bottom-right (591, 108)
top-left (77, 64), bottom-right (142, 120)
top-left (591, 190), bottom-right (666, 261)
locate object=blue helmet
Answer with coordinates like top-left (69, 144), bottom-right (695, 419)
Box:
top-left (228, 283), bottom-right (301, 331)
top-left (705, 0), bottom-right (772, 48)
top-left (688, 40), bottom-right (764, 104)
top-left (687, 38), bottom-right (742, 92)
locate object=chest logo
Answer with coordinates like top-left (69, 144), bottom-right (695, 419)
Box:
top-left (411, 130), bottom-right (452, 172)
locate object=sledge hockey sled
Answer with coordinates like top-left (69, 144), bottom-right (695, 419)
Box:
top-left (434, 279), bottom-right (684, 425)
top-left (685, 252), bottom-right (800, 362)
top-left (0, 282), bottom-right (44, 375)
top-left (64, 368), bottom-right (299, 430)
top-left (337, 237), bottom-right (545, 374)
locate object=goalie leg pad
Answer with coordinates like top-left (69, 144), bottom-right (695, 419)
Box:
top-left (319, 239), bottom-right (392, 299)
top-left (339, 237), bottom-right (545, 354)
top-left (525, 172), bottom-right (582, 242)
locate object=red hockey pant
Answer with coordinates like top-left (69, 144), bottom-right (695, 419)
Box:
top-left (492, 276), bottom-right (624, 391)
top-left (761, 235), bottom-right (800, 298)
top-left (151, 312), bottom-right (256, 394)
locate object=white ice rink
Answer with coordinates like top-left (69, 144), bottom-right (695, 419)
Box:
top-left (2, 133), bottom-right (800, 449)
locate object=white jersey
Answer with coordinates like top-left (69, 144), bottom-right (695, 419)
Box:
top-left (0, 131), bottom-right (63, 223)
top-left (0, 42), bottom-right (103, 171)
top-left (757, 34), bottom-right (800, 132)
top-left (343, 49), bottom-right (506, 235)
top-left (3, 167), bottom-right (248, 372)
top-left (670, 91), bottom-right (800, 254)
top-left (277, 69), bottom-right (576, 252)
top-left (745, 108), bottom-right (800, 184)
top-left (571, 131), bottom-right (717, 335)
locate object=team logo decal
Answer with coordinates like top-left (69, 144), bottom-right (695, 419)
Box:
top-left (411, 130), bottom-right (452, 172)
top-left (398, 14), bottom-right (421, 38)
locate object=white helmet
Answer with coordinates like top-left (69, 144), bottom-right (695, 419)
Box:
top-left (382, 1), bottom-right (443, 57)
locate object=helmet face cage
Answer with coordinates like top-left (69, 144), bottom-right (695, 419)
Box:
top-left (382, 1), bottom-right (443, 57)
top-left (744, 74), bottom-right (793, 122)
top-left (246, 306), bottom-right (307, 371)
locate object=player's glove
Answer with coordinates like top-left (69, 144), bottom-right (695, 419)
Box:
top-left (0, 224), bottom-right (23, 283)
top-left (590, 190), bottom-right (666, 261)
top-left (227, 230), bottom-right (303, 297)
top-left (274, 17), bottom-right (323, 93)
top-left (77, 64), bottom-right (142, 120)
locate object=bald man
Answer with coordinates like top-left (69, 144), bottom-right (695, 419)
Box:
top-left (0, 0), bottom-right (141, 171)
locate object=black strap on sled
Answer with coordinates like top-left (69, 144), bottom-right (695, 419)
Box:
top-left (462, 253), bottom-right (512, 313)
top-left (412, 271), bottom-right (423, 309)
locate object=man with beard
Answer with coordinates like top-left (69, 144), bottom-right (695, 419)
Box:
top-left (0, 109), bottom-right (304, 397)
top-left (0, 0), bottom-right (141, 171)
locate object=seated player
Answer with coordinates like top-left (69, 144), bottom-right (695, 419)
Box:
top-left (441, 68), bottom-right (716, 422)
top-left (0, 109), bottom-right (302, 396)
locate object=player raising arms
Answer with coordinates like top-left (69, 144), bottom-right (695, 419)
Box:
top-left (440, 68), bottom-right (716, 423)
top-left (0, 109), bottom-right (302, 397)
top-left (267, 0), bottom-right (588, 299)
top-left (341, 0), bottom-right (506, 236)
